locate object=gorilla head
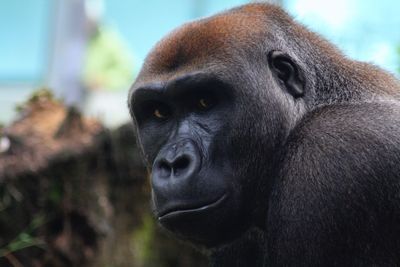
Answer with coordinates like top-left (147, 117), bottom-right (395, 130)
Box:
top-left (129, 4), bottom-right (308, 248)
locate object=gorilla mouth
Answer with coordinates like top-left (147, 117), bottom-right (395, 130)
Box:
top-left (158, 194), bottom-right (227, 220)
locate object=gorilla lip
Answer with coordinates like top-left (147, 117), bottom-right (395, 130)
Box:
top-left (158, 194), bottom-right (227, 220)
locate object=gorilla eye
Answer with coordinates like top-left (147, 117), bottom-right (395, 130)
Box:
top-left (196, 94), bottom-right (216, 111)
top-left (136, 101), bottom-right (171, 122)
top-left (152, 104), bottom-right (171, 120)
top-left (154, 108), bottom-right (166, 119)
top-left (198, 98), bottom-right (210, 109)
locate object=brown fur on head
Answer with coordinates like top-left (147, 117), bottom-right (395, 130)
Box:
top-left (135, 4), bottom-right (286, 83)
top-left (134, 3), bottom-right (400, 104)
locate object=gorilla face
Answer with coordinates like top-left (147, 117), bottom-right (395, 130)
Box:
top-left (129, 10), bottom-right (306, 248)
top-left (130, 73), bottom-right (250, 247)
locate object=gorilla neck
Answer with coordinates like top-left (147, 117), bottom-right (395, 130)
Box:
top-left (312, 57), bottom-right (400, 106)
top-left (210, 228), bottom-right (266, 267)
top-left (310, 40), bottom-right (400, 105)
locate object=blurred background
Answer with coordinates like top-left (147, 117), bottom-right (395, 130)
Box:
top-left (0, 0), bottom-right (399, 266)
top-left (1, 0), bottom-right (400, 126)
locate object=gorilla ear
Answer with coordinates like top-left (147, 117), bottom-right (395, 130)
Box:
top-left (268, 50), bottom-right (305, 98)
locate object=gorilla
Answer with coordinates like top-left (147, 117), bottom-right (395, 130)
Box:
top-left (128, 3), bottom-right (400, 267)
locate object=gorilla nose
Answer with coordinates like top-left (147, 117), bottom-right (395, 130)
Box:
top-left (156, 155), bottom-right (191, 178)
top-left (153, 140), bottom-right (201, 182)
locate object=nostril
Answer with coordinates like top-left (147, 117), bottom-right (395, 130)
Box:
top-left (172, 156), bottom-right (190, 177)
top-left (158, 160), bottom-right (172, 178)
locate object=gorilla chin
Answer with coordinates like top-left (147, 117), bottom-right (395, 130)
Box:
top-left (157, 193), bottom-right (246, 247)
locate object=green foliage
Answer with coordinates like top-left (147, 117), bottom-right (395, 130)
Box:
top-left (27, 88), bottom-right (55, 103)
top-left (15, 87), bottom-right (57, 112)
top-left (83, 27), bottom-right (135, 91)
top-left (0, 214), bottom-right (46, 257)
top-left (48, 179), bottom-right (63, 206)
top-left (398, 45), bottom-right (400, 75)
top-left (131, 214), bottom-right (156, 266)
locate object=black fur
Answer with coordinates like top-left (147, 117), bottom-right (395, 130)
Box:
top-left (129, 3), bottom-right (400, 266)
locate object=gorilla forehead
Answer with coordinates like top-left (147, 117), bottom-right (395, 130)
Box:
top-left (136, 4), bottom-right (287, 83)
